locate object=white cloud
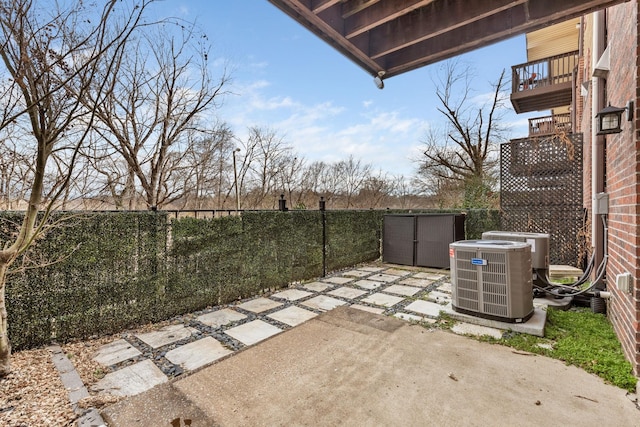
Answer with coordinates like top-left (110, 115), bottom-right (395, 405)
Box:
top-left (221, 77), bottom-right (431, 177)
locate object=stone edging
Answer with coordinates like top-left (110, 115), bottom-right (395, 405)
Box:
top-left (47, 345), bottom-right (107, 427)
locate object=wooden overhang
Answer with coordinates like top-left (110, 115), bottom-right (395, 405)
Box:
top-left (268, 0), bottom-right (627, 82)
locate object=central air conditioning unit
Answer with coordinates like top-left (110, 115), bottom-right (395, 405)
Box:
top-left (450, 240), bottom-right (534, 323)
top-left (481, 231), bottom-right (550, 286)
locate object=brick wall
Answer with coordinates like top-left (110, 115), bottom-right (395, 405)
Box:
top-left (582, 1), bottom-right (640, 375)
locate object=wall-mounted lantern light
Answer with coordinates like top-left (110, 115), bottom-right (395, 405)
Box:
top-left (595, 104), bottom-right (627, 135)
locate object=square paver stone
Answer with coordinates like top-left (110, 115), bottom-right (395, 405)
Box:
top-left (92, 359), bottom-right (167, 397)
top-left (135, 324), bottom-right (197, 349)
top-left (367, 273), bottom-right (399, 283)
top-left (451, 322), bottom-right (503, 339)
top-left (414, 272), bottom-right (446, 280)
top-left (437, 282), bottom-right (453, 293)
top-left (405, 300), bottom-right (446, 318)
top-left (342, 269), bottom-right (371, 278)
top-left (93, 339), bottom-right (142, 366)
top-left (399, 278), bottom-right (433, 288)
top-left (197, 308), bottom-right (247, 328)
top-left (322, 276), bottom-right (353, 285)
top-left (361, 293), bottom-right (404, 308)
top-left (236, 297), bottom-right (283, 314)
top-left (165, 337), bottom-right (233, 371)
top-left (303, 281), bottom-right (332, 292)
top-left (353, 279), bottom-right (383, 290)
top-left (302, 295), bottom-right (348, 312)
top-left (357, 266), bottom-right (385, 272)
top-left (382, 284), bottom-right (422, 296)
top-left (328, 286), bottom-right (367, 300)
top-left (271, 289), bottom-right (313, 301)
top-left (394, 312), bottom-right (437, 323)
top-left (350, 304), bottom-right (385, 315)
top-left (225, 320), bottom-right (282, 346)
top-left (267, 306), bottom-right (318, 327)
top-left (383, 268), bottom-right (412, 277)
top-left (426, 290), bottom-right (452, 304)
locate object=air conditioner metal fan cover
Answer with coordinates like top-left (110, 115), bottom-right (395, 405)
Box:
top-left (450, 240), bottom-right (534, 323)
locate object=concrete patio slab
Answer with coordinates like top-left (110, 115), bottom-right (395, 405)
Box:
top-left (405, 299), bottom-right (447, 318)
top-left (135, 324), bottom-right (197, 349)
top-left (196, 308), bottom-right (247, 328)
top-left (342, 269), bottom-right (371, 277)
top-left (382, 284), bottom-right (422, 296)
top-left (361, 292), bottom-right (404, 307)
top-left (350, 304), bottom-right (385, 315)
top-left (353, 279), bottom-right (383, 290)
top-left (303, 281), bottom-right (333, 292)
top-left (452, 322), bottom-right (504, 339)
top-left (225, 320), bottom-right (282, 346)
top-left (92, 339), bottom-right (142, 366)
top-left (103, 307), bottom-right (640, 427)
top-left (444, 305), bottom-right (547, 337)
top-left (271, 288), bottom-right (313, 301)
top-left (328, 286), bottom-right (367, 300)
top-left (101, 382), bottom-right (215, 426)
top-left (92, 359), bottom-right (167, 397)
top-left (267, 306), bottom-right (318, 327)
top-left (165, 337), bottom-right (233, 371)
top-left (301, 295), bottom-right (348, 311)
top-left (399, 277), bottom-right (434, 287)
top-left (236, 297), bottom-right (283, 313)
top-left (322, 276), bottom-right (353, 285)
top-left (367, 273), bottom-right (399, 283)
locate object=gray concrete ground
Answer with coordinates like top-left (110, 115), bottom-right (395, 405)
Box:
top-left (84, 264), bottom-right (638, 426)
top-left (101, 306), bottom-right (639, 426)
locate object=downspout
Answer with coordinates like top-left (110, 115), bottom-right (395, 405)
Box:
top-left (591, 11), bottom-right (606, 277)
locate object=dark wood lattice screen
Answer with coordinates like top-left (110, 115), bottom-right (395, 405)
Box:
top-left (500, 133), bottom-right (584, 266)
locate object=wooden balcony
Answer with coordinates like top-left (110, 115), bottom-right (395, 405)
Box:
top-left (510, 51), bottom-right (578, 114)
top-left (528, 113), bottom-right (572, 137)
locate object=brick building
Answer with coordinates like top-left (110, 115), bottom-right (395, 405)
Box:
top-left (269, 0), bottom-right (640, 374)
top-left (509, 2), bottom-right (640, 375)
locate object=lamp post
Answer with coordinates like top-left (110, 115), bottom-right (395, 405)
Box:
top-left (232, 148), bottom-right (240, 212)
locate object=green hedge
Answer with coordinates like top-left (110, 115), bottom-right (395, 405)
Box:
top-left (3, 208), bottom-right (498, 350)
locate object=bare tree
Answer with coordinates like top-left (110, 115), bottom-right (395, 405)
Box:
top-left (85, 20), bottom-right (229, 209)
top-left (0, 137), bottom-right (33, 209)
top-left (334, 155), bottom-right (372, 208)
top-left (181, 123), bottom-right (235, 209)
top-left (357, 172), bottom-right (396, 208)
top-left (0, 0), bottom-right (155, 376)
top-left (240, 126), bottom-right (292, 209)
top-left (417, 60), bottom-right (506, 208)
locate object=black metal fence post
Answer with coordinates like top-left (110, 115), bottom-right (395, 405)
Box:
top-left (320, 196), bottom-right (326, 277)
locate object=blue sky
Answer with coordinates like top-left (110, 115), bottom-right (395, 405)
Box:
top-left (153, 1), bottom-right (541, 178)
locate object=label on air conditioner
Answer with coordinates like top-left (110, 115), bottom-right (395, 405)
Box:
top-left (471, 258), bottom-right (487, 266)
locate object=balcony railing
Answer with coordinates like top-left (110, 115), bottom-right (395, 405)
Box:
top-left (528, 113), bottom-right (572, 136)
top-left (510, 51), bottom-right (578, 113)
